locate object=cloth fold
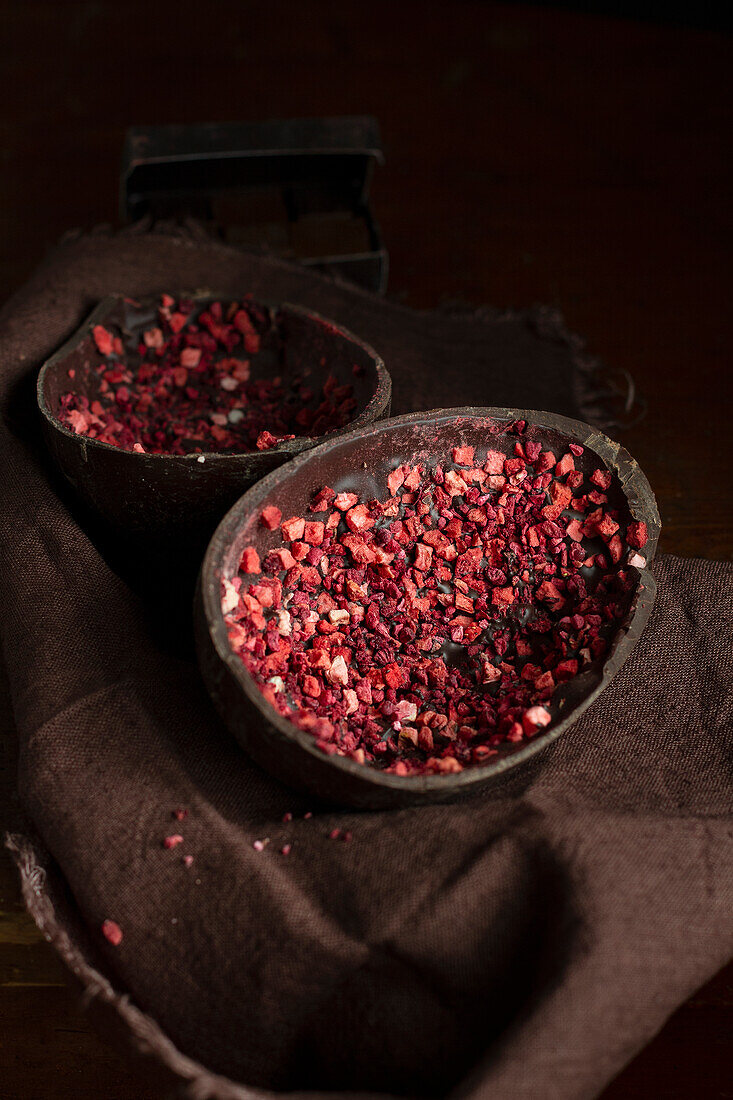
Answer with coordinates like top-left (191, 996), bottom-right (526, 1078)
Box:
top-left (2, 233), bottom-right (731, 1100)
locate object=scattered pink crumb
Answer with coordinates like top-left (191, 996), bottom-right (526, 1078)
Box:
top-left (163, 834), bottom-right (184, 849)
top-left (101, 919), bottom-right (123, 946)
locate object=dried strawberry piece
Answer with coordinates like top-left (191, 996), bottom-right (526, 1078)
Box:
top-left (484, 449), bottom-right (505, 475)
top-left (535, 451), bottom-right (556, 473)
top-left (310, 486), bottom-right (335, 513)
top-left (180, 347), bottom-right (201, 368)
top-left (522, 706), bottom-right (551, 736)
top-left (334, 492), bottom-right (358, 511)
top-left (537, 580), bottom-right (565, 610)
top-left (260, 505), bottom-right (282, 530)
top-left (303, 520), bottom-right (325, 546)
top-left (345, 505), bottom-right (374, 532)
top-left (270, 548), bottom-right (296, 570)
top-left (92, 325), bottom-right (115, 357)
top-left (240, 547), bottom-right (261, 574)
top-left (327, 655), bottom-right (349, 686)
top-left (542, 480), bottom-right (572, 521)
top-left (387, 467), bottom-right (406, 495)
top-left (281, 517), bottom-right (306, 541)
top-left (504, 456), bottom-right (525, 477)
top-left (452, 445), bottom-right (475, 465)
top-left (607, 534), bottom-right (623, 564)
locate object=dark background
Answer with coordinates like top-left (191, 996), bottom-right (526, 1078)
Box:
top-left (1, 1), bottom-right (731, 1096)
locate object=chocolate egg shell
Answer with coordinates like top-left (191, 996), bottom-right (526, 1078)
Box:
top-left (195, 407), bottom-right (660, 809)
top-left (37, 292), bottom-right (391, 549)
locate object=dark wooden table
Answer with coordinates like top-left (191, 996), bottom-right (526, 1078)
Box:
top-left (1, 2), bottom-right (731, 1096)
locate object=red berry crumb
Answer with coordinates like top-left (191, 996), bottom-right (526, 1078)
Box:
top-left (101, 919), bottom-right (123, 946)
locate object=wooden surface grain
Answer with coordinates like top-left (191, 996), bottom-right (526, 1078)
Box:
top-left (1, 2), bottom-right (731, 1097)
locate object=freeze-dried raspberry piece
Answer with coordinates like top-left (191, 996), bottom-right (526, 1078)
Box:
top-left (260, 505), bottom-right (282, 530)
top-left (626, 520), bottom-right (648, 549)
top-left (256, 431), bottom-right (279, 451)
top-left (590, 468), bottom-right (613, 491)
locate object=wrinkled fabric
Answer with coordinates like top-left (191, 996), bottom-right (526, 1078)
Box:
top-left (1, 233), bottom-right (731, 1100)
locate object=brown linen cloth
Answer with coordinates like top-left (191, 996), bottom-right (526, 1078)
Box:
top-left (1, 231), bottom-right (732, 1100)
